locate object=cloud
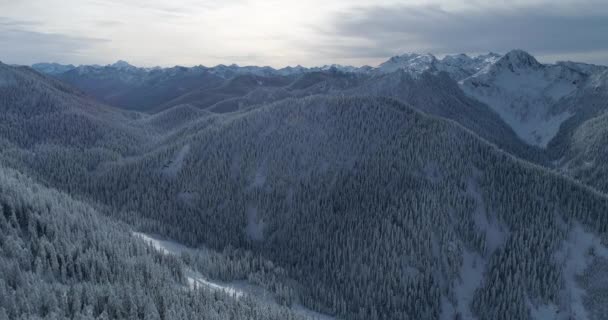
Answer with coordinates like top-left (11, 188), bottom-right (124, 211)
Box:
top-left (2, 1), bottom-right (607, 67)
top-left (316, 1), bottom-right (608, 64)
top-left (88, 0), bottom-right (244, 18)
top-left (94, 20), bottom-right (124, 27)
top-left (0, 17), bottom-right (109, 65)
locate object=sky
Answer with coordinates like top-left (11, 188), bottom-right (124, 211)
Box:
top-left (1, 0), bottom-right (607, 68)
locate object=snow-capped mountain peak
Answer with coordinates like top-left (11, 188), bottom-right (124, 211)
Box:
top-left (31, 62), bottom-right (76, 75)
top-left (459, 49), bottom-right (586, 147)
top-left (110, 60), bottom-right (137, 70)
top-left (376, 52), bottom-right (502, 80)
top-left (377, 53), bottom-right (438, 74)
top-left (442, 53), bottom-right (472, 65)
top-left (491, 49), bottom-right (543, 73)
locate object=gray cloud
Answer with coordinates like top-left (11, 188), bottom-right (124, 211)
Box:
top-left (318, 1), bottom-right (608, 64)
top-left (0, 17), bottom-right (108, 65)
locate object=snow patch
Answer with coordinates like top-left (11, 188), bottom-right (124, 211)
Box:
top-left (528, 301), bottom-right (560, 320)
top-left (552, 224), bottom-right (608, 320)
top-left (248, 160), bottom-right (267, 189)
top-left (378, 53), bottom-right (438, 74)
top-left (245, 207), bottom-right (266, 241)
top-left (186, 271), bottom-right (244, 298)
top-left (403, 266), bottom-right (420, 279)
top-left (423, 162), bottom-right (443, 184)
top-left (177, 191), bottom-right (197, 206)
top-left (161, 144), bottom-right (190, 178)
top-left (466, 177), bottom-right (508, 254)
top-left (442, 249), bottom-right (485, 320)
top-left (439, 296), bottom-right (456, 320)
top-left (252, 170), bottom-right (266, 188)
top-left (133, 232), bottom-right (205, 257)
top-left (292, 303), bottom-right (335, 320)
top-left (455, 250), bottom-right (485, 319)
top-left (133, 232), bottom-right (245, 297)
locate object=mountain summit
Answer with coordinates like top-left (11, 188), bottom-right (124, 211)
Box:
top-left (110, 60), bottom-right (137, 70)
top-left (492, 49), bottom-right (543, 72)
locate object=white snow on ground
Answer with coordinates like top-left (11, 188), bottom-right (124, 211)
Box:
top-left (185, 270), bottom-right (244, 298)
top-left (455, 250), bottom-right (485, 320)
top-left (440, 249), bottom-right (485, 320)
top-left (459, 51), bottom-right (584, 147)
top-left (441, 175), bottom-right (510, 319)
top-left (439, 296), bottom-right (456, 320)
top-left (176, 191), bottom-right (197, 206)
top-left (460, 70), bottom-right (574, 147)
top-left (528, 300), bottom-right (561, 320)
top-left (161, 144), bottom-right (190, 178)
top-left (134, 232), bottom-right (247, 297)
top-left (246, 160), bottom-right (268, 190)
top-left (133, 232), bottom-right (334, 319)
top-left (251, 165), bottom-right (266, 188)
top-left (528, 302), bottom-right (560, 320)
top-left (547, 224), bottom-right (608, 320)
top-left (423, 162), bottom-right (443, 184)
top-left (133, 232), bottom-right (207, 258)
top-left (377, 53), bottom-right (438, 74)
top-left (466, 177), bottom-right (508, 254)
top-left (292, 303), bottom-right (335, 320)
top-left (245, 206), bottom-right (266, 241)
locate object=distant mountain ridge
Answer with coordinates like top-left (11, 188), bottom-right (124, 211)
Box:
top-left (31, 50), bottom-right (607, 82)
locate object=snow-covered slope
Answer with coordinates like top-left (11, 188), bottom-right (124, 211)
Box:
top-left (375, 52), bottom-right (502, 80)
top-left (459, 50), bottom-right (587, 147)
top-left (377, 53), bottom-right (439, 74)
top-left (31, 62), bottom-right (76, 75)
top-left (439, 53), bottom-right (501, 80)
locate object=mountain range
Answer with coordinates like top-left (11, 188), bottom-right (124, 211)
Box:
top-left (0, 49), bottom-right (607, 320)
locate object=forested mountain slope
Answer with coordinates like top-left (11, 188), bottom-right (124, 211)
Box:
top-left (155, 74), bottom-right (295, 112)
top-left (52, 64), bottom-right (226, 111)
top-left (547, 69), bottom-right (608, 193)
top-left (0, 62), bottom-right (164, 195)
top-left (33, 61), bottom-right (369, 112)
top-left (347, 71), bottom-right (547, 163)
top-left (0, 164), bottom-right (313, 320)
top-left (143, 68), bottom-right (545, 163)
top-left (28, 54), bottom-right (550, 164)
top-left (10, 93), bottom-right (606, 320)
top-left (555, 110), bottom-right (608, 193)
top-left (0, 62), bottom-right (145, 151)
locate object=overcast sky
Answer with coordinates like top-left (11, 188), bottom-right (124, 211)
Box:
top-left (1, 0), bottom-right (607, 67)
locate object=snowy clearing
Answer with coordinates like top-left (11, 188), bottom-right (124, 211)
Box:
top-left (251, 166), bottom-right (267, 188)
top-left (530, 224), bottom-right (608, 320)
top-left (455, 250), bottom-right (485, 319)
top-left (423, 162), bottom-right (443, 184)
top-left (161, 144), bottom-right (190, 178)
top-left (441, 249), bottom-right (485, 320)
top-left (552, 224), bottom-right (608, 320)
top-left (466, 176), bottom-right (508, 255)
top-left (245, 206), bottom-right (266, 241)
